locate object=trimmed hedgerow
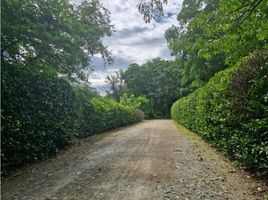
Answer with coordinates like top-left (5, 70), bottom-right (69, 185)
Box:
top-left (1, 64), bottom-right (79, 172)
top-left (78, 97), bottom-right (140, 137)
top-left (171, 50), bottom-right (268, 168)
top-left (1, 65), bottom-right (141, 174)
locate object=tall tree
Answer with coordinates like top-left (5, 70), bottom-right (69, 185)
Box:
top-left (122, 59), bottom-right (181, 118)
top-left (165, 0), bottom-right (227, 92)
top-left (137, 0), bottom-right (168, 23)
top-left (196, 0), bottom-right (268, 64)
top-left (139, 0), bottom-right (267, 94)
top-left (105, 70), bottom-right (125, 101)
top-left (1, 0), bottom-right (114, 80)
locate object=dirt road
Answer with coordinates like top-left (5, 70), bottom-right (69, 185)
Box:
top-left (2, 120), bottom-right (267, 200)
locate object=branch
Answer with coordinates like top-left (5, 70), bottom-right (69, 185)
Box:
top-left (239, 0), bottom-right (264, 24)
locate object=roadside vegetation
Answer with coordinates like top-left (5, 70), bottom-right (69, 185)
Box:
top-left (167, 0), bottom-right (268, 169)
top-left (1, 0), bottom-right (267, 174)
top-left (172, 51), bottom-right (268, 169)
top-left (1, 0), bottom-right (143, 174)
top-left (107, 0), bottom-right (268, 169)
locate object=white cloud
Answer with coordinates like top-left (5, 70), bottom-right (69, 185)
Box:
top-left (72, 0), bottom-right (183, 94)
top-left (101, 0), bottom-right (181, 62)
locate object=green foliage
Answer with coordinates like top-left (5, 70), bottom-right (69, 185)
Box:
top-left (1, 0), bottom-right (113, 80)
top-left (79, 97), bottom-right (139, 137)
top-left (135, 96), bottom-right (150, 119)
top-left (72, 84), bottom-right (100, 137)
top-left (140, 0), bottom-right (268, 169)
top-left (165, 0), bottom-right (227, 90)
top-left (200, 0), bottom-right (268, 64)
top-left (169, 0), bottom-right (268, 62)
top-left (1, 64), bottom-right (79, 172)
top-left (122, 59), bottom-right (181, 118)
top-left (164, 0), bottom-right (267, 95)
top-left (171, 51), bottom-right (268, 168)
top-left (106, 70), bottom-right (125, 101)
top-left (133, 109), bottom-right (145, 122)
top-left (119, 93), bottom-right (149, 119)
top-left (137, 0), bottom-right (168, 23)
top-left (1, 66), bottom-right (140, 174)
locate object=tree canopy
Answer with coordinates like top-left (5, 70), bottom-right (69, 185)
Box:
top-left (1, 0), bottom-right (114, 80)
top-left (117, 59), bottom-right (181, 118)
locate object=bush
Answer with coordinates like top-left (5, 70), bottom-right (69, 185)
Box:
top-left (1, 65), bottom-right (141, 174)
top-left (1, 64), bottom-right (79, 172)
top-left (171, 50), bottom-right (268, 169)
top-left (79, 98), bottom-right (139, 137)
top-left (133, 109), bottom-right (145, 122)
top-left (119, 93), bottom-right (150, 119)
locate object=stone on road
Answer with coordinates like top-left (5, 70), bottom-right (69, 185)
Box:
top-left (2, 120), bottom-right (267, 200)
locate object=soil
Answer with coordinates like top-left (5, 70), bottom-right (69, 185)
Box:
top-left (2, 120), bottom-right (267, 200)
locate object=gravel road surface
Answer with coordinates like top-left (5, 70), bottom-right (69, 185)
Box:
top-left (2, 120), bottom-right (267, 200)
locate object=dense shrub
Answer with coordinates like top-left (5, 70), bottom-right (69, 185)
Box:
top-left (1, 65), bottom-right (141, 174)
top-left (133, 109), bottom-right (145, 122)
top-left (79, 98), bottom-right (139, 137)
top-left (1, 64), bottom-right (79, 172)
top-left (171, 50), bottom-right (268, 168)
top-left (119, 93), bottom-right (149, 119)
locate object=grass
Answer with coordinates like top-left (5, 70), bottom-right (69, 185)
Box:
top-left (173, 121), bottom-right (202, 141)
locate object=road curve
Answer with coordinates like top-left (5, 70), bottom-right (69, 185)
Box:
top-left (2, 120), bottom-right (267, 200)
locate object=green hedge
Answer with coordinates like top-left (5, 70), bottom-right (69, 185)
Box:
top-left (78, 97), bottom-right (139, 137)
top-left (1, 65), bottom-right (79, 172)
top-left (171, 51), bottom-right (268, 168)
top-left (1, 65), bottom-right (141, 174)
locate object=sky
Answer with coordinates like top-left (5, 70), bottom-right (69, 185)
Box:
top-left (72, 0), bottom-right (182, 95)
